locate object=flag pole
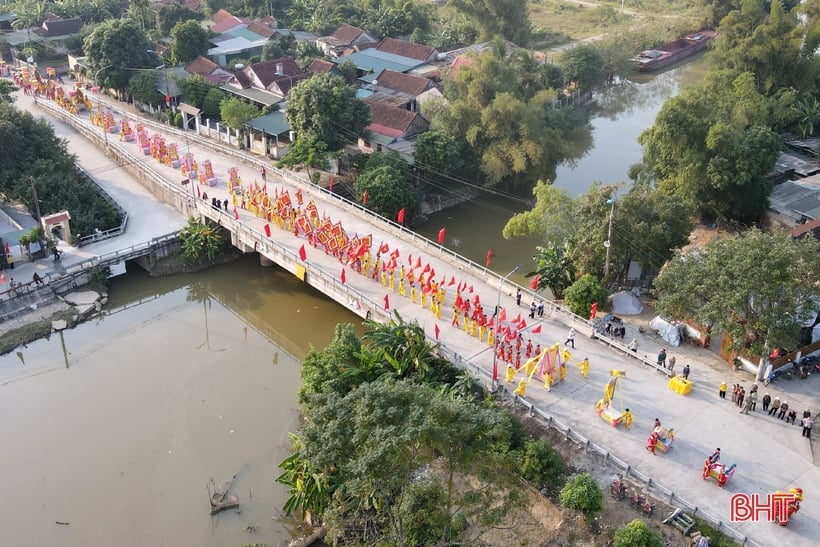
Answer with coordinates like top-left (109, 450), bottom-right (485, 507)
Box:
top-left (492, 264), bottom-right (522, 393)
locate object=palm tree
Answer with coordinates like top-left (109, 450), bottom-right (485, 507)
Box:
top-left (794, 96), bottom-right (820, 138)
top-left (529, 243), bottom-right (576, 300)
top-left (362, 311), bottom-right (439, 380)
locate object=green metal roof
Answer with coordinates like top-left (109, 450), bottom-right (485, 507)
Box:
top-left (245, 110), bottom-right (291, 136)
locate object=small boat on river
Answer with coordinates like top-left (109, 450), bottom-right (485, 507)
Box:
top-left (632, 30), bottom-right (716, 72)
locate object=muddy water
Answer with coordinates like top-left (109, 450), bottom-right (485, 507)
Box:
top-left (0, 255), bottom-right (360, 546)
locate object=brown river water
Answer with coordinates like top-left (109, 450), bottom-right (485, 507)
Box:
top-left (0, 256), bottom-right (360, 547)
top-left (0, 57), bottom-right (706, 546)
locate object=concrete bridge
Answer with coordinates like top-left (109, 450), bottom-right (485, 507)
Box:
top-left (5, 87), bottom-right (819, 547)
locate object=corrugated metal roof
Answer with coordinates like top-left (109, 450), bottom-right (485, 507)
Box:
top-left (335, 49), bottom-right (426, 80)
top-left (244, 110), bottom-right (291, 135)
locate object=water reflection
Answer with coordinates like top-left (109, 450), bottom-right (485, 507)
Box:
top-left (0, 255), bottom-right (361, 547)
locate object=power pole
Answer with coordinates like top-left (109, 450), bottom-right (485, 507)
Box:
top-left (30, 176), bottom-right (42, 222)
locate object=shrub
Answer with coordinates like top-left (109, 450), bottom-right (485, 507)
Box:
top-left (613, 519), bottom-right (664, 547)
top-left (179, 216), bottom-right (225, 262)
top-left (559, 472), bottom-right (603, 519)
top-left (563, 273), bottom-right (607, 318)
top-left (521, 438), bottom-right (566, 491)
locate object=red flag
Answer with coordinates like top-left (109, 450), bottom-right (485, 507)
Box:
top-left (590, 302), bottom-right (598, 319)
top-left (233, 206), bottom-right (239, 220)
top-left (0, 269), bottom-right (5, 284)
top-left (434, 324), bottom-right (440, 340)
top-left (397, 208), bottom-right (405, 224)
top-left (430, 268), bottom-right (435, 279)
top-left (512, 313), bottom-right (521, 324)
top-left (408, 253), bottom-right (413, 266)
top-left (532, 325), bottom-right (542, 334)
top-left (448, 276), bottom-right (456, 287)
top-left (383, 294), bottom-right (390, 310)
top-left (437, 227), bottom-right (446, 245)
top-left (414, 256), bottom-right (421, 269)
top-left (486, 249), bottom-right (493, 267)
top-left (498, 309), bottom-right (507, 322)
top-left (468, 285), bottom-right (474, 293)
top-left (264, 224), bottom-right (271, 237)
top-left (530, 274), bottom-right (540, 290)
top-left (518, 320), bottom-right (527, 330)
top-left (299, 244), bottom-right (307, 261)
top-left (486, 317), bottom-right (494, 327)
top-left (380, 243), bottom-right (389, 254)
top-left (329, 175), bottom-right (334, 191)
top-left (196, 184), bottom-right (201, 198)
top-left (362, 191), bottom-right (368, 206)
top-left (422, 263), bottom-right (430, 273)
top-left (341, 268), bottom-right (346, 284)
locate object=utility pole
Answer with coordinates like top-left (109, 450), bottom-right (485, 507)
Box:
top-left (604, 198), bottom-right (615, 278)
top-left (30, 176), bottom-right (41, 222)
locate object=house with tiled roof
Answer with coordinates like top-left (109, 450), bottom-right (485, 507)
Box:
top-left (246, 21), bottom-right (275, 39)
top-left (308, 59), bottom-right (340, 76)
top-left (376, 37), bottom-right (439, 62)
top-left (211, 9), bottom-right (234, 24)
top-left (34, 17), bottom-right (82, 38)
top-left (211, 15), bottom-right (248, 34)
top-left (185, 55), bottom-right (232, 84)
top-left (317, 23), bottom-right (377, 58)
top-left (370, 69), bottom-right (437, 112)
top-left (359, 97), bottom-right (429, 155)
top-left (223, 57), bottom-right (311, 106)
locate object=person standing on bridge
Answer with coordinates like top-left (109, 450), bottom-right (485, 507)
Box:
top-left (564, 328), bottom-right (575, 349)
top-left (516, 288), bottom-right (522, 306)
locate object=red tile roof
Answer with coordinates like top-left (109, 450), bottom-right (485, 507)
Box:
top-left (212, 9), bottom-right (233, 23)
top-left (211, 16), bottom-right (247, 34)
top-left (248, 57), bottom-right (302, 88)
top-left (185, 55), bottom-right (219, 76)
top-left (366, 99), bottom-right (417, 134)
top-left (246, 21), bottom-right (275, 39)
top-left (376, 37), bottom-right (435, 61)
top-left (308, 59), bottom-right (337, 74)
top-left (374, 69), bottom-right (432, 95)
top-left (332, 23), bottom-right (366, 44)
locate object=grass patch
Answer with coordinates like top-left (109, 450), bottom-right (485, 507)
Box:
top-left (691, 518), bottom-right (742, 547)
top-left (0, 308), bottom-right (77, 356)
top-left (528, 0), bottom-right (635, 44)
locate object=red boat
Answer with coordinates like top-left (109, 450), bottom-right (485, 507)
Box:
top-left (632, 30), bottom-right (716, 72)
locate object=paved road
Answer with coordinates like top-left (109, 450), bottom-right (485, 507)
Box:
top-left (10, 82), bottom-right (820, 547)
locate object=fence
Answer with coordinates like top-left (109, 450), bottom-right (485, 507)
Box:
top-left (31, 96), bottom-right (759, 546)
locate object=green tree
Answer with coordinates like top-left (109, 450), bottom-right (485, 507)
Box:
top-left (520, 438), bottom-right (566, 492)
top-left (128, 71), bottom-right (163, 106)
top-left (180, 74), bottom-right (211, 110)
top-left (83, 19), bottom-right (155, 94)
top-left (559, 472), bottom-right (603, 520)
top-left (639, 72), bottom-right (781, 224)
top-left (219, 97), bottom-right (260, 138)
top-left (171, 20), bottom-right (211, 64)
top-left (654, 227), bottom-right (820, 363)
top-left (560, 44), bottom-right (605, 91)
top-left (614, 519), bottom-right (664, 547)
top-left (179, 216), bottom-right (225, 261)
top-left (337, 59), bottom-right (358, 85)
top-left (354, 163), bottom-right (419, 220)
top-left (447, 0), bottom-right (531, 44)
top-left (202, 87), bottom-right (226, 119)
top-left (0, 80), bottom-right (16, 103)
top-left (158, 3), bottom-right (201, 34)
top-left (284, 73), bottom-right (369, 149)
top-left (413, 129), bottom-right (465, 192)
top-left (528, 243), bottom-right (576, 300)
top-left (275, 134), bottom-right (330, 183)
top-left (563, 274), bottom-right (607, 318)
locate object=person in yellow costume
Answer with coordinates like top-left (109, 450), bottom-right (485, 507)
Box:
top-left (525, 355), bottom-right (537, 376)
top-left (410, 285), bottom-right (417, 303)
top-left (505, 363), bottom-right (516, 383)
top-left (562, 348), bottom-right (572, 363)
top-left (470, 319), bottom-right (477, 337)
top-left (577, 358), bottom-right (590, 378)
top-left (543, 373), bottom-right (552, 391)
top-left (604, 380), bottom-right (616, 402)
top-left (479, 324), bottom-right (486, 342)
top-left (420, 290), bottom-right (427, 308)
top-left (487, 328), bottom-right (495, 347)
top-left (389, 271), bottom-right (396, 292)
top-left (381, 269), bottom-right (387, 287)
top-left (513, 379), bottom-right (527, 397)
top-left (560, 362), bottom-right (567, 381)
top-left (463, 312), bottom-right (470, 332)
top-left (434, 299), bottom-right (442, 319)
top-left (622, 408), bottom-right (633, 430)
top-left (399, 278), bottom-right (406, 297)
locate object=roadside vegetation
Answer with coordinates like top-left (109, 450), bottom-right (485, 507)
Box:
top-left (0, 102), bottom-right (122, 238)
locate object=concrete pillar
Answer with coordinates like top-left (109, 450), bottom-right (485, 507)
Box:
top-left (259, 254), bottom-right (275, 267)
